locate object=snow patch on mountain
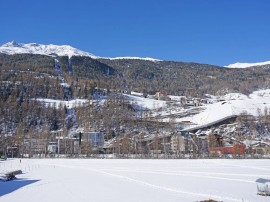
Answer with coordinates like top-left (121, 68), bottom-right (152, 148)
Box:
top-left (106, 56), bottom-right (161, 62)
top-left (0, 41), bottom-right (162, 61)
top-left (226, 61), bottom-right (270, 68)
top-left (35, 98), bottom-right (89, 109)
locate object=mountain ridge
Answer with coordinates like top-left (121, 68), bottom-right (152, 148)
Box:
top-left (2, 40), bottom-right (270, 69)
top-left (0, 41), bottom-right (161, 62)
top-left (1, 40), bottom-right (96, 58)
top-left (226, 61), bottom-right (270, 68)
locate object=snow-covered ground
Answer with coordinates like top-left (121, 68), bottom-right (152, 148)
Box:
top-left (0, 159), bottom-right (269, 202)
top-left (226, 61), bottom-right (270, 68)
top-left (125, 93), bottom-right (167, 110)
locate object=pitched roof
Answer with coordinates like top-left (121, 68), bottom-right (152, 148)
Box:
top-left (256, 178), bottom-right (270, 183)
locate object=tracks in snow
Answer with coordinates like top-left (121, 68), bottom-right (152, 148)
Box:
top-left (97, 169), bottom-right (245, 202)
top-left (39, 161), bottom-right (255, 202)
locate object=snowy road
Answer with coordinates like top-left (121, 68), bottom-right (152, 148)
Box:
top-left (0, 159), bottom-right (270, 202)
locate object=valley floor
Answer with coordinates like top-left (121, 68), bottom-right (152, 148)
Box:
top-left (0, 159), bottom-right (270, 202)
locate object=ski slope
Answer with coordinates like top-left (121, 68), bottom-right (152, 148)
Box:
top-left (0, 159), bottom-right (269, 202)
top-left (178, 90), bottom-right (270, 128)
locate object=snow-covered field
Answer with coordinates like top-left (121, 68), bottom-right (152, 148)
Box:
top-left (1, 159), bottom-right (270, 202)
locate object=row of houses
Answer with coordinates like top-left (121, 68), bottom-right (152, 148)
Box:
top-left (103, 131), bottom-right (249, 157)
top-left (152, 91), bottom-right (212, 106)
top-left (2, 130), bottom-right (105, 158)
top-left (3, 126), bottom-right (270, 158)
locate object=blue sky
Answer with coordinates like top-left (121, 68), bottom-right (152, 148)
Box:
top-left (1, 0), bottom-right (270, 66)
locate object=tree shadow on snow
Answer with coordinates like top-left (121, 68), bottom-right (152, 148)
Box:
top-left (0, 178), bottom-right (39, 197)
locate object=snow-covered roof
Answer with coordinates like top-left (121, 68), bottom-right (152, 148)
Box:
top-left (256, 178), bottom-right (270, 184)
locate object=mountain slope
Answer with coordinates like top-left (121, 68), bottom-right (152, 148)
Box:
top-left (1, 41), bottom-right (270, 97)
top-left (1, 45), bottom-right (270, 152)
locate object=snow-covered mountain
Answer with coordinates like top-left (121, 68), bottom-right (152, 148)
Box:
top-left (226, 61), bottom-right (270, 68)
top-left (0, 41), bottom-right (161, 61)
top-left (0, 40), bottom-right (96, 58)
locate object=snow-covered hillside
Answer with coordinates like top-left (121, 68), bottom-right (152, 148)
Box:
top-left (32, 88), bottom-right (270, 131)
top-left (179, 89), bottom-right (270, 129)
top-left (1, 159), bottom-right (269, 202)
top-left (123, 89), bottom-right (270, 130)
top-left (226, 61), bottom-right (270, 68)
top-left (125, 93), bottom-right (167, 110)
top-left (0, 41), bottom-right (161, 61)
